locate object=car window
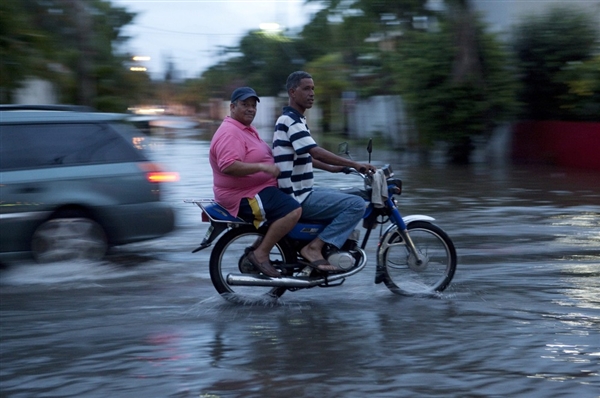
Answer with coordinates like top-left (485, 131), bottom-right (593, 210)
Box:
top-left (0, 123), bottom-right (146, 171)
top-left (110, 122), bottom-right (153, 153)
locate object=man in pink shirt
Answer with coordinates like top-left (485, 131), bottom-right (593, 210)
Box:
top-left (209, 87), bottom-right (301, 278)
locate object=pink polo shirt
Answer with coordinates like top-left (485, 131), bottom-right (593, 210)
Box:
top-left (209, 116), bottom-right (278, 216)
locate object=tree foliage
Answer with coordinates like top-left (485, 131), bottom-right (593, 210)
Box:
top-left (0, 1), bottom-right (52, 100)
top-left (393, 14), bottom-right (518, 162)
top-left (194, 0), bottom-right (435, 101)
top-left (557, 56), bottom-right (600, 121)
top-left (306, 52), bottom-right (352, 131)
top-left (232, 31), bottom-right (304, 95)
top-left (187, 0), bottom-right (517, 163)
top-left (512, 6), bottom-right (599, 121)
top-left (1, 0), bottom-right (148, 111)
top-left (302, 0), bottom-right (433, 97)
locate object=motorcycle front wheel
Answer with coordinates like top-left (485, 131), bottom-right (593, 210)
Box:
top-left (209, 225), bottom-right (295, 302)
top-left (379, 221), bottom-right (457, 295)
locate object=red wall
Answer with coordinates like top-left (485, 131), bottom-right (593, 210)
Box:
top-left (511, 121), bottom-right (600, 171)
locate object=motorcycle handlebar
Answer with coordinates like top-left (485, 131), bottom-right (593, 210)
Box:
top-left (342, 167), bottom-right (371, 180)
top-left (344, 164), bottom-right (393, 179)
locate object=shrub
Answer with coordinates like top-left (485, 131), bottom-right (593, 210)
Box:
top-left (512, 6), bottom-right (600, 121)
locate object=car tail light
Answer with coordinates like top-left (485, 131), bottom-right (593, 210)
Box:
top-left (138, 162), bottom-right (180, 183)
top-left (147, 172), bottom-right (180, 183)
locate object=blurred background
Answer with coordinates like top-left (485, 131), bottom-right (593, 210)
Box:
top-left (1, 0), bottom-right (599, 167)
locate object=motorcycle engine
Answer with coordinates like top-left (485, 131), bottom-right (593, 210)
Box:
top-left (323, 229), bottom-right (360, 271)
top-left (326, 251), bottom-right (355, 271)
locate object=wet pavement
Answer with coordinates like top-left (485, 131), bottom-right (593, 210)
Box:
top-left (1, 132), bottom-right (599, 397)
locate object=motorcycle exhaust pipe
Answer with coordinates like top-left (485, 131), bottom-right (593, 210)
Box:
top-left (226, 274), bottom-right (321, 288)
top-left (227, 248), bottom-right (368, 288)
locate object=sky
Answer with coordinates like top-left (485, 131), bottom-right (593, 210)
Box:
top-left (111, 0), bottom-right (324, 80)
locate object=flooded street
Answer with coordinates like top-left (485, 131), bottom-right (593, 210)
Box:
top-left (1, 132), bottom-right (599, 397)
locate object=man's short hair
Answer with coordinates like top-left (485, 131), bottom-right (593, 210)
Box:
top-left (286, 71), bottom-right (312, 91)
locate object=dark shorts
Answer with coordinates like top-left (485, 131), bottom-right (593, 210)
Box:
top-left (239, 186), bottom-right (300, 228)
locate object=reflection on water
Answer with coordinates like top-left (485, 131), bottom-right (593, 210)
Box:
top-left (1, 131), bottom-right (599, 397)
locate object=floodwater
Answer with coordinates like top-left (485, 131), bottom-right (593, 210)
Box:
top-left (1, 130), bottom-right (599, 398)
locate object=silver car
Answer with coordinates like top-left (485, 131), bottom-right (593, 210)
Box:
top-left (0, 105), bottom-right (177, 263)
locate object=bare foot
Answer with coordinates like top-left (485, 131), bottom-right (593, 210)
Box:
top-left (300, 246), bottom-right (326, 264)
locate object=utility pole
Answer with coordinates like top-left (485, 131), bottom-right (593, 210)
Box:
top-left (68, 0), bottom-right (95, 106)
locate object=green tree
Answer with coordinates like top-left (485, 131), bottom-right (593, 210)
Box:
top-left (512, 6), bottom-right (599, 121)
top-left (0, 1), bottom-right (52, 102)
top-left (190, 0), bottom-right (518, 165)
top-left (197, 62), bottom-right (242, 99)
top-left (306, 53), bottom-right (352, 132)
top-left (1, 0), bottom-right (148, 111)
top-left (192, 30), bottom-right (307, 98)
top-left (303, 0), bottom-right (433, 97)
top-left (557, 56), bottom-right (600, 121)
top-left (190, 0), bottom-right (433, 111)
top-left (233, 31), bottom-right (304, 95)
top-left (393, 14), bottom-right (518, 163)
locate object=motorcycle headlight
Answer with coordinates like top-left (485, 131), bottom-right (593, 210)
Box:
top-left (382, 164), bottom-right (393, 178)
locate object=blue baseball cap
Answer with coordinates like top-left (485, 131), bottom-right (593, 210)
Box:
top-left (231, 87), bottom-right (260, 103)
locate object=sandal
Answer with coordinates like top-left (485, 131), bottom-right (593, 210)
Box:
top-left (306, 259), bottom-right (344, 273)
top-left (247, 251), bottom-right (281, 278)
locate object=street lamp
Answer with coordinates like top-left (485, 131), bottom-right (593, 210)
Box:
top-left (130, 56), bottom-right (150, 72)
top-left (259, 22), bottom-right (282, 33)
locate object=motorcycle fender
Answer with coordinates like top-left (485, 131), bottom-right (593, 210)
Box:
top-left (402, 214), bottom-right (435, 225)
top-left (192, 222), bottom-right (229, 253)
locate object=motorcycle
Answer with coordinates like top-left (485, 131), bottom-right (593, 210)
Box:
top-left (186, 141), bottom-right (457, 301)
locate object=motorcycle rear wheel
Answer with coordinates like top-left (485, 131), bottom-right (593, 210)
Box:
top-left (379, 221), bottom-right (457, 295)
top-left (209, 226), bottom-right (295, 302)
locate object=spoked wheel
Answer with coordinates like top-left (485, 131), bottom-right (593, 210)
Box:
top-left (209, 226), bottom-right (295, 302)
top-left (31, 217), bottom-right (108, 263)
top-left (379, 221), bottom-right (457, 295)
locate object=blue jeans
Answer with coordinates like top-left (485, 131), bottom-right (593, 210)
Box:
top-left (300, 187), bottom-right (365, 249)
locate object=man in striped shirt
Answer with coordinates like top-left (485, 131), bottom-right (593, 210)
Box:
top-left (273, 71), bottom-right (376, 272)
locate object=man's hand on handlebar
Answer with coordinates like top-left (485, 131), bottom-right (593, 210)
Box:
top-left (357, 163), bottom-right (377, 174)
top-left (340, 164), bottom-right (376, 174)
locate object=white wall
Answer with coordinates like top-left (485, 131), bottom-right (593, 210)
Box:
top-left (348, 95), bottom-right (415, 149)
top-left (13, 78), bottom-right (57, 104)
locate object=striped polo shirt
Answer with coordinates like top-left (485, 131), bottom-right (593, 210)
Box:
top-left (273, 106), bottom-right (318, 204)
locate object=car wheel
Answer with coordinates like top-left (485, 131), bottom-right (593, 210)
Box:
top-left (31, 218), bottom-right (108, 263)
